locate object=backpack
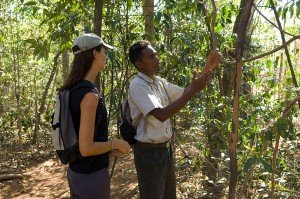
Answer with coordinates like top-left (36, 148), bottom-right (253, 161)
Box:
top-left (119, 99), bottom-right (137, 145)
top-left (51, 83), bottom-right (95, 164)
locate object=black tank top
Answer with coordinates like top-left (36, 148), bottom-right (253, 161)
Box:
top-left (69, 80), bottom-right (109, 174)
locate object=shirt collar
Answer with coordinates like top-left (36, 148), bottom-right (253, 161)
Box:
top-left (137, 72), bottom-right (157, 84)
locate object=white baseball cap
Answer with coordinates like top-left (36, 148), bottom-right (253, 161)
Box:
top-left (73, 33), bottom-right (114, 55)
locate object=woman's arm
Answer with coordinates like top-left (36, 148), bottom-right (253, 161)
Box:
top-left (79, 92), bottom-right (130, 157)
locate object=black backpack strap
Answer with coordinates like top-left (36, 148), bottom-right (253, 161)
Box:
top-left (123, 100), bottom-right (129, 116)
top-left (70, 81), bottom-right (99, 95)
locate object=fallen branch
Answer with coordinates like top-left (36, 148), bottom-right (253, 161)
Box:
top-left (0, 174), bottom-right (23, 182)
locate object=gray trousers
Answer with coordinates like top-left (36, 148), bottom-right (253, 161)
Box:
top-left (67, 167), bottom-right (110, 199)
top-left (134, 143), bottom-right (176, 199)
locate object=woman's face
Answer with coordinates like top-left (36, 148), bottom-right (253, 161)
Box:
top-left (94, 47), bottom-right (106, 71)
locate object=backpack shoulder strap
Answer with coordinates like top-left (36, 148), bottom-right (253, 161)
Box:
top-left (161, 81), bottom-right (171, 104)
top-left (70, 81), bottom-right (99, 95)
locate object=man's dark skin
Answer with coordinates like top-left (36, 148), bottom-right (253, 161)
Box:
top-left (134, 44), bottom-right (221, 122)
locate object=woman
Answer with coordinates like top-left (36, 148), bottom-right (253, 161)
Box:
top-left (59, 33), bottom-right (131, 199)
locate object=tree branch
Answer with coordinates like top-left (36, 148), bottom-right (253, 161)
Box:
top-left (210, 0), bottom-right (217, 50)
top-left (222, 35), bottom-right (300, 65)
top-left (270, 0), bottom-right (299, 88)
top-left (253, 3), bottom-right (295, 37)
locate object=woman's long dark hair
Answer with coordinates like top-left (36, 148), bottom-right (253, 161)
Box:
top-left (58, 45), bottom-right (102, 91)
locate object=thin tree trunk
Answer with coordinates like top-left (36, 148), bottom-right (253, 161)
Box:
top-left (32, 51), bottom-right (62, 144)
top-left (229, 1), bottom-right (254, 198)
top-left (94, 0), bottom-right (103, 91)
top-left (11, 12), bottom-right (22, 144)
top-left (142, 0), bottom-right (154, 43)
top-left (271, 133), bottom-right (280, 199)
top-left (62, 50), bottom-right (69, 79)
top-left (165, 13), bottom-right (173, 51)
top-left (278, 52), bottom-right (284, 99)
top-left (33, 67), bottom-right (38, 146)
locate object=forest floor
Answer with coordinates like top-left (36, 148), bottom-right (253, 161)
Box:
top-left (1, 139), bottom-right (299, 199)
top-left (0, 144), bottom-right (139, 199)
top-left (0, 141), bottom-right (218, 199)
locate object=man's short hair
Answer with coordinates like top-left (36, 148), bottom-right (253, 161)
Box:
top-left (129, 40), bottom-right (151, 67)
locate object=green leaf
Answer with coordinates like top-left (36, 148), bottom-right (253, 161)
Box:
top-left (282, 7), bottom-right (288, 19)
top-left (155, 12), bottom-right (162, 23)
top-left (197, 2), bottom-right (203, 14)
top-left (24, 39), bottom-right (37, 45)
top-left (275, 117), bottom-right (291, 138)
top-left (262, 128), bottom-right (273, 142)
top-left (266, 59), bottom-right (272, 69)
top-left (289, 4), bottom-right (295, 17)
top-left (296, 1), bottom-right (300, 17)
top-left (265, 0), bottom-right (271, 7)
top-left (259, 158), bottom-right (272, 172)
top-left (278, 6), bottom-right (282, 16)
top-left (243, 157), bottom-right (257, 173)
top-left (23, 1), bottom-right (37, 6)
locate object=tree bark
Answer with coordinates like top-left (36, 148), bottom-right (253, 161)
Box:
top-left (142, 0), bottom-right (154, 43)
top-left (93, 0), bottom-right (104, 91)
top-left (62, 50), bottom-right (69, 80)
top-left (229, 1), bottom-right (254, 198)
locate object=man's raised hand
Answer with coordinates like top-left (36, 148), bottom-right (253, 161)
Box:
top-left (202, 50), bottom-right (221, 74)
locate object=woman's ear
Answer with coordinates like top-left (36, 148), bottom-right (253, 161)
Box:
top-left (93, 49), bottom-right (97, 59)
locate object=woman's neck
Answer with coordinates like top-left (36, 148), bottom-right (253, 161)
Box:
top-left (84, 63), bottom-right (100, 83)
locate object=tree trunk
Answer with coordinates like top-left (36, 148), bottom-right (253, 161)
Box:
top-left (94, 0), bottom-right (103, 91)
top-left (32, 51), bottom-right (62, 144)
top-left (142, 0), bottom-right (154, 43)
top-left (11, 15), bottom-right (22, 144)
top-left (229, 1), bottom-right (254, 198)
top-left (62, 50), bottom-right (69, 80)
top-left (165, 13), bottom-right (173, 51)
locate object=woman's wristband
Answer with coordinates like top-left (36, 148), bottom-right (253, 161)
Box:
top-left (111, 139), bottom-right (117, 150)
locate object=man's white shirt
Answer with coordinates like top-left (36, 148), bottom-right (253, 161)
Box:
top-left (128, 72), bottom-right (184, 143)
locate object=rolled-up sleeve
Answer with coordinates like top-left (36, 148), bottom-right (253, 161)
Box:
top-left (130, 83), bottom-right (162, 116)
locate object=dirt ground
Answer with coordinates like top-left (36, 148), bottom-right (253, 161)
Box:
top-left (0, 146), bottom-right (139, 199)
top-left (0, 142), bottom-right (226, 199)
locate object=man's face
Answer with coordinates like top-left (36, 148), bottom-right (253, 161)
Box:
top-left (137, 45), bottom-right (160, 75)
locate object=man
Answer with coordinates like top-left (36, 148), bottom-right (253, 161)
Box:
top-left (128, 40), bottom-right (221, 199)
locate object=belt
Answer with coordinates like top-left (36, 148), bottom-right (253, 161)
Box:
top-left (135, 140), bottom-right (171, 149)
